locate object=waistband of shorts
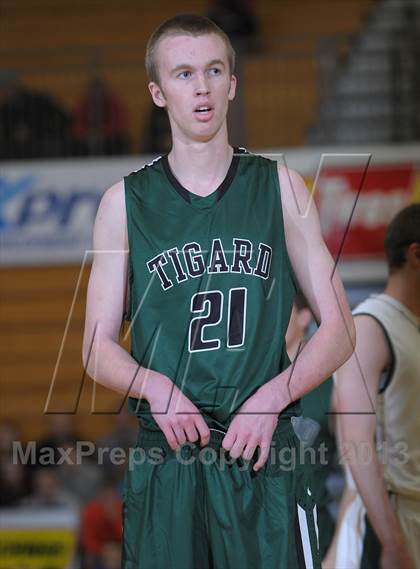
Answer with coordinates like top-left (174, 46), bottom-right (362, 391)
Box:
top-left (136, 417), bottom-right (297, 452)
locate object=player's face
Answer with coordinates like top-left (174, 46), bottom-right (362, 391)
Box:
top-left (149, 33), bottom-right (236, 143)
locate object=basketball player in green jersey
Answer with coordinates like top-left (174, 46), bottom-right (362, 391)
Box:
top-left (82, 14), bottom-right (355, 568)
top-left (286, 292), bottom-right (336, 561)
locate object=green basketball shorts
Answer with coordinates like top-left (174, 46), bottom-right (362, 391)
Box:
top-left (122, 420), bottom-right (321, 569)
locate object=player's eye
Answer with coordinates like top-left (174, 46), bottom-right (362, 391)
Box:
top-left (209, 67), bottom-right (222, 76)
top-left (178, 70), bottom-right (192, 79)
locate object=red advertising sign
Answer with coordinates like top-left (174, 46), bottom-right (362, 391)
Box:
top-left (316, 164), bottom-right (415, 259)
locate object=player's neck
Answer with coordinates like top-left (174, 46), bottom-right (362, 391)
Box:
top-left (384, 271), bottom-right (420, 318)
top-left (168, 129), bottom-right (233, 197)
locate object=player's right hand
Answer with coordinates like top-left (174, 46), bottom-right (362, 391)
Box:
top-left (143, 373), bottom-right (211, 450)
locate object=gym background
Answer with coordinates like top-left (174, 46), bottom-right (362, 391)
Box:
top-left (0, 1), bottom-right (419, 568)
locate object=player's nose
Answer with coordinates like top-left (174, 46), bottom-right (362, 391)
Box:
top-left (195, 73), bottom-right (210, 96)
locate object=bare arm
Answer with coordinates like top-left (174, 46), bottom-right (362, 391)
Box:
top-left (222, 166), bottom-right (355, 470)
top-left (335, 315), bottom-right (414, 568)
top-left (82, 181), bottom-right (210, 449)
top-left (82, 181), bottom-right (148, 397)
top-left (271, 165), bottom-right (355, 407)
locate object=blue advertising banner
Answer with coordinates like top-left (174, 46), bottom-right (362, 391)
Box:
top-left (0, 157), bottom-right (146, 266)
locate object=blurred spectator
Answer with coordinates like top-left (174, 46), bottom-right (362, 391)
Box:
top-left (21, 467), bottom-right (79, 510)
top-left (0, 69), bottom-right (71, 159)
top-left (0, 419), bottom-right (20, 457)
top-left (96, 541), bottom-right (122, 569)
top-left (72, 78), bottom-right (129, 156)
top-left (0, 420), bottom-right (31, 507)
top-left (37, 414), bottom-right (82, 465)
top-left (0, 461), bottom-right (30, 507)
top-left (81, 477), bottom-right (123, 569)
top-left (141, 104), bottom-right (171, 155)
top-left (55, 441), bottom-right (103, 506)
top-left (207, 0), bottom-right (259, 54)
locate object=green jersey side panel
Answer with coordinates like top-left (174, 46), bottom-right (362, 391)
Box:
top-left (124, 151), bottom-right (299, 431)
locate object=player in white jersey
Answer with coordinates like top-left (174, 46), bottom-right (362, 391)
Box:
top-left (327, 203), bottom-right (419, 569)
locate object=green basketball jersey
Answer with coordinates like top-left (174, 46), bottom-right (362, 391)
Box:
top-left (124, 148), bottom-right (299, 431)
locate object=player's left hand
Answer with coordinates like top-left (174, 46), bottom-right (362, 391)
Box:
top-left (222, 380), bottom-right (285, 472)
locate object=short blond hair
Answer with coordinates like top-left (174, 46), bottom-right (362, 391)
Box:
top-left (145, 13), bottom-right (236, 84)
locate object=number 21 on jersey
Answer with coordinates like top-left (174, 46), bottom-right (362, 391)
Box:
top-left (188, 287), bottom-right (247, 352)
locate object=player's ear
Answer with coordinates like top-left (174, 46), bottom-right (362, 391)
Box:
top-left (228, 74), bottom-right (237, 101)
top-left (406, 242), bottom-right (420, 269)
top-left (148, 81), bottom-right (167, 108)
